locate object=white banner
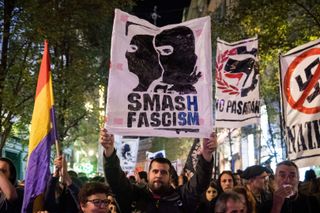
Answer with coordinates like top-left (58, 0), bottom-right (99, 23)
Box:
top-left (215, 37), bottom-right (260, 128)
top-left (280, 39), bottom-right (320, 167)
top-left (115, 137), bottom-right (140, 173)
top-left (105, 9), bottom-right (213, 138)
top-left (146, 150), bottom-right (166, 160)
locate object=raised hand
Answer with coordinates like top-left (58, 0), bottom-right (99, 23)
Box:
top-left (54, 155), bottom-right (72, 186)
top-left (99, 128), bottom-right (115, 157)
top-left (53, 155), bottom-right (62, 177)
top-left (271, 185), bottom-right (294, 213)
top-left (201, 131), bottom-right (218, 162)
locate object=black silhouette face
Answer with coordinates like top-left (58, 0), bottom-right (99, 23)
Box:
top-left (121, 143), bottom-right (131, 159)
top-left (224, 57), bottom-right (259, 97)
top-left (155, 26), bottom-right (197, 85)
top-left (126, 34), bottom-right (162, 91)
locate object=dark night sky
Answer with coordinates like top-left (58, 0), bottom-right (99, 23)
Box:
top-left (131, 0), bottom-right (191, 27)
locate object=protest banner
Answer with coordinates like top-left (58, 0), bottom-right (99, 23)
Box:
top-left (280, 39), bottom-right (320, 167)
top-left (105, 9), bottom-right (213, 138)
top-left (215, 37), bottom-right (260, 128)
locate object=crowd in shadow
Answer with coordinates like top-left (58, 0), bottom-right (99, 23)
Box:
top-left (0, 129), bottom-right (320, 213)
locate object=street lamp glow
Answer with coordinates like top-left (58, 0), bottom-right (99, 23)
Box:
top-left (88, 149), bottom-right (95, 157)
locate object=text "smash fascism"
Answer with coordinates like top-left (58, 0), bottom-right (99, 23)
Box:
top-left (127, 93), bottom-right (199, 128)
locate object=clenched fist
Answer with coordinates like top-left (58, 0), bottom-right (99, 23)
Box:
top-left (99, 128), bottom-right (115, 157)
top-left (201, 131), bottom-right (218, 162)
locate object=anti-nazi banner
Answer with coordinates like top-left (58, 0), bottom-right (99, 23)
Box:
top-left (215, 37), bottom-right (260, 128)
top-left (105, 9), bottom-right (213, 138)
top-left (280, 39), bottom-right (320, 167)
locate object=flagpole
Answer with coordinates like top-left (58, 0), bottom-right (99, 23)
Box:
top-left (51, 107), bottom-right (61, 155)
top-left (228, 128), bottom-right (234, 172)
top-left (278, 53), bottom-right (287, 160)
top-left (212, 128), bottom-right (218, 180)
top-left (55, 139), bottom-right (61, 155)
top-left (45, 40), bottom-right (61, 156)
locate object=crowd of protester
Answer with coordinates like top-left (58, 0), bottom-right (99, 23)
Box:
top-left (1, 129), bottom-right (320, 212)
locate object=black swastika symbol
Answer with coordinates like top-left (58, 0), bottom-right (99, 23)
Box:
top-left (295, 58), bottom-right (320, 103)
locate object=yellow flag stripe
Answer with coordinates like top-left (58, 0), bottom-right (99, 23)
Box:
top-left (28, 80), bottom-right (53, 156)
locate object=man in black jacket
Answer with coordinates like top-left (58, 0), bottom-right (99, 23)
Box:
top-left (43, 155), bottom-right (80, 213)
top-left (99, 128), bottom-right (217, 213)
top-left (241, 165), bottom-right (271, 211)
top-left (259, 160), bottom-right (320, 213)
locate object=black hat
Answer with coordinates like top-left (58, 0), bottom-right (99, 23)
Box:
top-left (241, 165), bottom-right (267, 180)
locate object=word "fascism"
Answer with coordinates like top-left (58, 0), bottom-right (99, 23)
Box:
top-left (127, 93), bottom-right (199, 128)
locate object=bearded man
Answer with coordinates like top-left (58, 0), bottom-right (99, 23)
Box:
top-left (100, 128), bottom-right (217, 213)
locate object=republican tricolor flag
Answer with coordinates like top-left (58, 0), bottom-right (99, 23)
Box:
top-left (22, 40), bottom-right (57, 212)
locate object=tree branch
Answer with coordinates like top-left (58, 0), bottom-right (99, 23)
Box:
top-left (293, 0), bottom-right (320, 28)
top-left (61, 113), bottom-right (87, 140)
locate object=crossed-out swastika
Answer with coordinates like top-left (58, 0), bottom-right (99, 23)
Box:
top-left (295, 58), bottom-right (320, 103)
top-left (284, 48), bottom-right (320, 114)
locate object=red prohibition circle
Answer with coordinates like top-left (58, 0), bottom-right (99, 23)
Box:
top-left (284, 48), bottom-right (320, 114)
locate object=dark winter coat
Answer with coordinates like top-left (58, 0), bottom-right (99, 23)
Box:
top-left (258, 192), bottom-right (320, 213)
top-left (43, 176), bottom-right (80, 213)
top-left (103, 150), bottom-right (213, 213)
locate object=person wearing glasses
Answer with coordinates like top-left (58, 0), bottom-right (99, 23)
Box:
top-left (100, 128), bottom-right (217, 213)
top-left (78, 182), bottom-right (114, 213)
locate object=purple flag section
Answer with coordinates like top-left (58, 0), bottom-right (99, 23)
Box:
top-left (22, 130), bottom-right (53, 212)
top-left (50, 107), bottom-right (59, 148)
top-left (22, 40), bottom-right (56, 212)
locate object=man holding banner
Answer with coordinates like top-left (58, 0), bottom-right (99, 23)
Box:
top-left (101, 8), bottom-right (216, 213)
top-left (100, 128), bottom-right (217, 213)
